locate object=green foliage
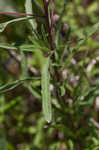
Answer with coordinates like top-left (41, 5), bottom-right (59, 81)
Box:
top-left (41, 57), bottom-right (52, 123)
top-left (25, 0), bottom-right (37, 30)
top-left (0, 17), bottom-right (33, 32)
top-left (0, 0), bottom-right (99, 150)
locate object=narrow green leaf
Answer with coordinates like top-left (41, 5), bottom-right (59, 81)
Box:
top-left (0, 17), bottom-right (33, 32)
top-left (25, 0), bottom-right (37, 30)
top-left (28, 86), bottom-right (41, 99)
top-left (41, 24), bottom-right (49, 46)
top-left (20, 44), bottom-right (50, 52)
top-left (60, 86), bottom-right (66, 96)
top-left (86, 22), bottom-right (99, 38)
top-left (0, 77), bottom-right (39, 93)
top-left (41, 57), bottom-right (52, 123)
top-left (0, 80), bottom-right (22, 93)
top-left (68, 139), bottom-right (74, 150)
top-left (20, 51), bottom-right (41, 99)
top-left (55, 1), bottom-right (67, 46)
top-left (20, 50), bottom-right (28, 78)
top-left (0, 97), bottom-right (21, 113)
top-left (0, 43), bottom-right (17, 50)
top-left (0, 43), bottom-right (50, 52)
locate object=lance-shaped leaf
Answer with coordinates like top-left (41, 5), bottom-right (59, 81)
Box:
top-left (41, 57), bottom-right (52, 123)
top-left (0, 77), bottom-right (39, 93)
top-left (86, 22), bottom-right (99, 38)
top-left (0, 43), bottom-right (50, 52)
top-left (20, 50), bottom-right (41, 99)
top-left (0, 17), bottom-right (32, 33)
top-left (25, 0), bottom-right (37, 30)
top-left (0, 43), bottom-right (17, 50)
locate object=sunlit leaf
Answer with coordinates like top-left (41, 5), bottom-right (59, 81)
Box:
top-left (86, 22), bottom-right (99, 38)
top-left (25, 0), bottom-right (37, 30)
top-left (41, 57), bottom-right (52, 123)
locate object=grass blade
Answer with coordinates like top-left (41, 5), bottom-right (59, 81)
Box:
top-left (20, 50), bottom-right (28, 78)
top-left (25, 0), bottom-right (37, 30)
top-left (0, 43), bottom-right (50, 52)
top-left (41, 57), bottom-right (52, 123)
top-left (86, 22), bottom-right (99, 38)
top-left (0, 17), bottom-right (33, 32)
top-left (0, 77), bottom-right (39, 93)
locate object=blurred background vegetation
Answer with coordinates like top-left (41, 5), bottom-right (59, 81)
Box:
top-left (0, 0), bottom-right (99, 150)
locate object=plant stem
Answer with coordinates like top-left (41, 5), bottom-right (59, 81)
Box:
top-left (43, 0), bottom-right (55, 50)
top-left (0, 11), bottom-right (45, 18)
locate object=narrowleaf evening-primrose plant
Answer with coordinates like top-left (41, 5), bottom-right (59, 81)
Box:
top-left (0, 0), bottom-right (99, 149)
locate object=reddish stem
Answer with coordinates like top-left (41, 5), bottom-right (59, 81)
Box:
top-left (0, 11), bottom-right (45, 18)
